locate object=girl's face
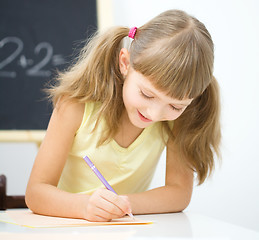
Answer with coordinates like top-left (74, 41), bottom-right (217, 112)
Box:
top-left (122, 68), bottom-right (193, 129)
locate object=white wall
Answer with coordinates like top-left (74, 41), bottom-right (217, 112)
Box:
top-left (1, 143), bottom-right (37, 196)
top-left (1, 0), bottom-right (258, 232)
top-left (111, 0), bottom-right (259, 231)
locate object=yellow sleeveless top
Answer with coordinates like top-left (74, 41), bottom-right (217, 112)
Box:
top-left (58, 102), bottom-right (171, 195)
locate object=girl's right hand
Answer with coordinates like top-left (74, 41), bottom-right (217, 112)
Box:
top-left (84, 188), bottom-right (132, 222)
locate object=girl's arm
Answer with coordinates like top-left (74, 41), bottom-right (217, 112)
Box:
top-left (25, 99), bottom-right (131, 221)
top-left (25, 99), bottom-right (87, 218)
top-left (127, 135), bottom-right (194, 214)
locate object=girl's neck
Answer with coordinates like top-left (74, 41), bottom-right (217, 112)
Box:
top-left (114, 110), bottom-right (144, 148)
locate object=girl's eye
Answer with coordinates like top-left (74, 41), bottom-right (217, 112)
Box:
top-left (170, 105), bottom-right (182, 112)
top-left (140, 91), bottom-right (153, 99)
top-left (140, 90), bottom-right (183, 112)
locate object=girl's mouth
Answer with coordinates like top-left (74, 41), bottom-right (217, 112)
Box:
top-left (137, 110), bottom-right (152, 122)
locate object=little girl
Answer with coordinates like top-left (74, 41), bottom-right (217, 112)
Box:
top-left (25, 9), bottom-right (221, 222)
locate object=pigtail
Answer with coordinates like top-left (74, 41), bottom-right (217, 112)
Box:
top-left (47, 27), bottom-right (130, 145)
top-left (172, 76), bottom-right (221, 184)
top-left (78, 26), bottom-right (130, 145)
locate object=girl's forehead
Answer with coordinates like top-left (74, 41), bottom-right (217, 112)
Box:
top-left (131, 69), bottom-right (193, 106)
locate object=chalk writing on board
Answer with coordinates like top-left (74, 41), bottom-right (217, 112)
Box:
top-left (0, 36), bottom-right (66, 78)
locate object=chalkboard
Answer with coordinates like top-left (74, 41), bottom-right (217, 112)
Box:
top-left (0, 0), bottom-right (97, 130)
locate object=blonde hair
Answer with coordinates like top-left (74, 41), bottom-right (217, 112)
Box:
top-left (47, 10), bottom-right (221, 185)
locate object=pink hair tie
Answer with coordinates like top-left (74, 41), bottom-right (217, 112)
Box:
top-left (128, 27), bottom-right (137, 39)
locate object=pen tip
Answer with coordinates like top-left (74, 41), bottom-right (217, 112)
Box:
top-left (128, 212), bottom-right (135, 220)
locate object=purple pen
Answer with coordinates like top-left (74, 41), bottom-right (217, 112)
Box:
top-left (83, 155), bottom-right (116, 194)
top-left (83, 155), bottom-right (134, 219)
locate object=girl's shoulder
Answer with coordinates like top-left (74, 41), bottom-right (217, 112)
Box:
top-left (72, 101), bottom-right (102, 133)
top-left (55, 97), bottom-right (85, 133)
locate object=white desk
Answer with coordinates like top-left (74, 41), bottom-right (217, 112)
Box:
top-left (0, 211), bottom-right (258, 239)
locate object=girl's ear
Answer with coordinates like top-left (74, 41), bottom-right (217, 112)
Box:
top-left (119, 48), bottom-right (130, 77)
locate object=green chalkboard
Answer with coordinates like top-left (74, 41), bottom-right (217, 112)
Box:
top-left (0, 0), bottom-right (97, 129)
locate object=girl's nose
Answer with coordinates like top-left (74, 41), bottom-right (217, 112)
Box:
top-left (147, 107), bottom-right (167, 122)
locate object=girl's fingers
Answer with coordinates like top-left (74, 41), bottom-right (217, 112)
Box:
top-left (95, 206), bottom-right (123, 220)
top-left (86, 206), bottom-right (118, 222)
top-left (100, 190), bottom-right (132, 215)
top-left (85, 189), bottom-right (132, 221)
top-left (94, 195), bottom-right (125, 218)
top-left (86, 214), bottom-right (108, 222)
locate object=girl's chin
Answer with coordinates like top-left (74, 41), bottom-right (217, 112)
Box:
top-left (128, 112), bottom-right (153, 129)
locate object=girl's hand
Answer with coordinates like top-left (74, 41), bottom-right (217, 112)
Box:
top-left (84, 188), bottom-right (132, 222)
